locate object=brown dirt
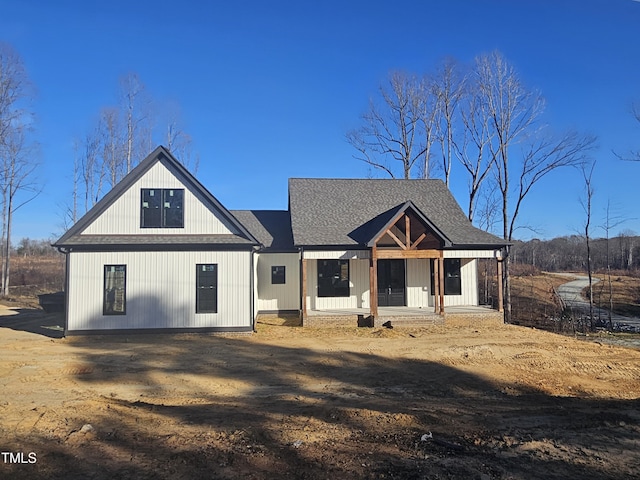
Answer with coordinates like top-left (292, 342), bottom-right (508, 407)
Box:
top-left (1, 308), bottom-right (640, 480)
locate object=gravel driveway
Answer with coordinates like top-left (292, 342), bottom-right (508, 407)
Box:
top-left (554, 273), bottom-right (640, 332)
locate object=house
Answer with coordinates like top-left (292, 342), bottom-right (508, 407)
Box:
top-left (54, 146), bottom-right (508, 334)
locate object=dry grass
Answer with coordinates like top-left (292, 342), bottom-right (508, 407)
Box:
top-left (589, 273), bottom-right (640, 317)
top-left (510, 272), bottom-right (568, 330)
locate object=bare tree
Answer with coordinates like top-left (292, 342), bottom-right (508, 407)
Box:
top-left (580, 161), bottom-right (596, 330)
top-left (80, 128), bottom-right (105, 212)
top-left (0, 44), bottom-right (31, 149)
top-left (0, 125), bottom-right (40, 295)
top-left (0, 44), bottom-right (38, 296)
top-left (433, 58), bottom-right (465, 187)
top-left (454, 71), bottom-right (496, 221)
top-left (476, 51), bottom-right (596, 322)
top-left (119, 72), bottom-right (150, 173)
top-left (347, 71), bottom-right (429, 179)
top-left (615, 101), bottom-right (640, 162)
top-left (600, 200), bottom-right (626, 329)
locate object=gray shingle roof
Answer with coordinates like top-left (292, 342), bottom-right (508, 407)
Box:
top-left (288, 178), bottom-right (506, 248)
top-left (230, 210), bottom-right (294, 251)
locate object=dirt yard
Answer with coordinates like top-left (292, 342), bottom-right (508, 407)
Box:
top-left (1, 308), bottom-right (639, 479)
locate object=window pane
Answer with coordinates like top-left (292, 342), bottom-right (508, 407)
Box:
top-left (317, 259), bottom-right (349, 297)
top-left (444, 259), bottom-right (461, 295)
top-left (430, 259), bottom-right (461, 296)
top-left (104, 265), bottom-right (126, 315)
top-left (196, 264), bottom-right (217, 313)
top-left (141, 189), bottom-right (162, 227)
top-left (271, 265), bottom-right (286, 284)
top-left (163, 189), bottom-right (184, 228)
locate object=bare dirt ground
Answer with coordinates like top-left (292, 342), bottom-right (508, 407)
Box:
top-left (1, 308), bottom-right (640, 479)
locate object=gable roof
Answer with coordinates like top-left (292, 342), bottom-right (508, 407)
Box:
top-left (230, 210), bottom-right (294, 251)
top-left (364, 200), bottom-right (451, 247)
top-left (55, 146), bottom-right (258, 248)
top-left (288, 178), bottom-right (506, 248)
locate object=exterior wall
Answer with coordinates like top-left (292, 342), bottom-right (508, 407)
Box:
top-left (442, 258), bottom-right (478, 307)
top-left (67, 250), bottom-right (252, 332)
top-left (255, 253), bottom-right (300, 312)
top-left (443, 249), bottom-right (501, 258)
top-left (303, 250), bottom-right (370, 260)
top-left (406, 258), bottom-right (430, 308)
top-left (306, 259), bottom-right (370, 310)
top-left (83, 161), bottom-right (237, 235)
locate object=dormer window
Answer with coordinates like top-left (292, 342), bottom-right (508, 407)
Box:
top-left (141, 188), bottom-right (184, 228)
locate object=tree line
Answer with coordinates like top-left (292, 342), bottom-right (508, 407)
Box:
top-left (510, 233), bottom-right (639, 273)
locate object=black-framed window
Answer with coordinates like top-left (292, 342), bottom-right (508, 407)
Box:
top-left (104, 265), bottom-right (126, 315)
top-left (317, 259), bottom-right (350, 297)
top-left (141, 188), bottom-right (184, 228)
top-left (271, 265), bottom-right (286, 284)
top-left (196, 264), bottom-right (218, 313)
top-left (430, 258), bottom-right (462, 295)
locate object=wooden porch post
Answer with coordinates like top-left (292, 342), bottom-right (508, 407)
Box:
top-left (497, 257), bottom-right (504, 313)
top-left (433, 257), bottom-right (439, 314)
top-left (369, 247), bottom-right (378, 319)
top-left (301, 258), bottom-right (308, 322)
top-left (438, 255), bottom-right (445, 315)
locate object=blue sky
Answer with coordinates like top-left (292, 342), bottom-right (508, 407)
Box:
top-left (2, 0), bottom-right (640, 241)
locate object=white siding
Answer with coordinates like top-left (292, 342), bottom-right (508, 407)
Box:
top-left (306, 259), bottom-right (370, 310)
top-left (303, 250), bottom-right (370, 260)
top-left (83, 161), bottom-right (238, 235)
top-left (406, 258), bottom-right (430, 308)
top-left (443, 249), bottom-right (502, 259)
top-left (255, 253), bottom-right (300, 311)
top-left (442, 258), bottom-right (478, 306)
top-left (67, 250), bottom-right (251, 332)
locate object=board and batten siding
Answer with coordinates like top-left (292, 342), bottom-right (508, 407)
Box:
top-left (82, 161), bottom-right (238, 235)
top-left (406, 258), bottom-right (430, 308)
top-left (255, 253), bottom-right (300, 312)
top-left (67, 250), bottom-right (251, 332)
top-left (442, 258), bottom-right (478, 306)
top-left (443, 249), bottom-right (501, 259)
top-left (306, 259), bottom-right (370, 310)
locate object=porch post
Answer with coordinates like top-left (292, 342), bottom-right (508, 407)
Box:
top-left (433, 257), bottom-right (439, 314)
top-left (369, 247), bottom-right (378, 319)
top-left (438, 255), bottom-right (445, 315)
top-left (497, 257), bottom-right (504, 313)
top-left (301, 258), bottom-right (308, 322)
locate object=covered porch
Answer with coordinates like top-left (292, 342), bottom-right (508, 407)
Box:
top-left (300, 203), bottom-right (505, 327)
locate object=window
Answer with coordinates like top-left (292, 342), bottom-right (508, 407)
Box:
top-left (271, 265), bottom-right (286, 284)
top-left (430, 258), bottom-right (462, 295)
top-left (141, 189), bottom-right (184, 228)
top-left (196, 264), bottom-right (218, 313)
top-left (317, 259), bottom-right (349, 297)
top-left (104, 265), bottom-right (126, 315)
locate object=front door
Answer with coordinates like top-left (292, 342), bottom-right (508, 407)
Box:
top-left (377, 259), bottom-right (406, 306)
